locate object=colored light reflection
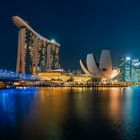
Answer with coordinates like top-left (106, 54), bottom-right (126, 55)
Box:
top-left (0, 87), bottom-right (140, 139)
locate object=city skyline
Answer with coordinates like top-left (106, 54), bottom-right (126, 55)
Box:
top-left (1, 0), bottom-right (140, 71)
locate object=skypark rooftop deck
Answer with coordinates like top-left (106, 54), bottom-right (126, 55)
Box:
top-left (12, 16), bottom-right (60, 46)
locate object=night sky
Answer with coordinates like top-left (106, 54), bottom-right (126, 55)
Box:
top-left (0, 0), bottom-right (140, 71)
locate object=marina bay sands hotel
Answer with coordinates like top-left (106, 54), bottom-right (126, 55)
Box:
top-left (12, 16), bottom-right (60, 74)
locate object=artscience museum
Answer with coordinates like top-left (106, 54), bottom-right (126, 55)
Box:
top-left (80, 50), bottom-right (120, 81)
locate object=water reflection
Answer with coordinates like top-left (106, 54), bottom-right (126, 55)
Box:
top-left (0, 87), bottom-right (140, 139)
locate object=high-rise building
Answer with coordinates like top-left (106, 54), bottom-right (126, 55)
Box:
top-left (13, 16), bottom-right (60, 74)
top-left (118, 57), bottom-right (125, 81)
top-left (118, 57), bottom-right (140, 82)
top-left (132, 61), bottom-right (140, 82)
top-left (124, 57), bottom-right (132, 82)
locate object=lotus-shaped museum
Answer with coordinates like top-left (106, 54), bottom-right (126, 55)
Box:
top-left (80, 50), bottom-right (120, 81)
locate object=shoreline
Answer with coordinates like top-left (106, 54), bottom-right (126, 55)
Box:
top-left (0, 85), bottom-right (131, 90)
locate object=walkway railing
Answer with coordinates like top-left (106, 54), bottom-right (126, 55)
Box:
top-left (0, 69), bottom-right (40, 81)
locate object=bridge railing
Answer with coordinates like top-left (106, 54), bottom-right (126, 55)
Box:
top-left (0, 69), bottom-right (40, 81)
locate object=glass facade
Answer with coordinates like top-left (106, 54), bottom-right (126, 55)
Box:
top-left (118, 57), bottom-right (140, 82)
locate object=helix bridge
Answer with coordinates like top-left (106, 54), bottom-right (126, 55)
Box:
top-left (0, 69), bottom-right (40, 81)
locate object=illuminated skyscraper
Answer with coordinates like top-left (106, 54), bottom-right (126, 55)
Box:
top-left (132, 59), bottom-right (140, 82)
top-left (13, 16), bottom-right (60, 74)
top-left (118, 57), bottom-right (125, 81)
top-left (118, 57), bottom-right (140, 82)
top-left (118, 57), bottom-right (132, 82)
top-left (124, 57), bottom-right (132, 82)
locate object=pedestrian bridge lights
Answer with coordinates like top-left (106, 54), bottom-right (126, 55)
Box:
top-left (12, 16), bottom-right (60, 74)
